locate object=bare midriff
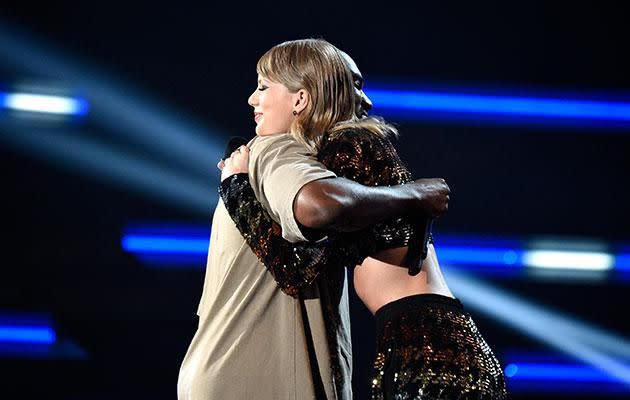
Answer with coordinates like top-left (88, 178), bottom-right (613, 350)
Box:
top-left (353, 243), bottom-right (454, 315)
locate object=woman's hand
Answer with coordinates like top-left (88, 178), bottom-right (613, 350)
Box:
top-left (218, 145), bottom-right (250, 181)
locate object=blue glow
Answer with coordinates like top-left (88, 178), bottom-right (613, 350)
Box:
top-left (503, 251), bottom-right (519, 264)
top-left (0, 24), bottom-right (225, 189)
top-left (504, 364), bottom-right (518, 378)
top-left (0, 326), bottom-right (56, 344)
top-left (74, 97), bottom-right (89, 116)
top-left (122, 224), bottom-right (211, 266)
top-left (437, 247), bottom-right (523, 266)
top-left (365, 89), bottom-right (630, 123)
top-left (122, 235), bottom-right (209, 253)
top-left (503, 355), bottom-right (630, 392)
top-left (0, 314), bottom-right (56, 344)
top-left (0, 314), bottom-right (87, 359)
top-left (506, 362), bottom-right (625, 382)
top-left (0, 91), bottom-right (89, 116)
top-left (121, 228), bottom-right (630, 277)
top-left (445, 268), bottom-right (630, 387)
top-left (0, 126), bottom-right (216, 215)
top-left (615, 254), bottom-right (630, 271)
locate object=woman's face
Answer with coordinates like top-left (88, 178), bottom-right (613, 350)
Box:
top-left (248, 75), bottom-right (296, 136)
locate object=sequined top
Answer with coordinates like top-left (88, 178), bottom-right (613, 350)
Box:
top-left (219, 128), bottom-right (429, 297)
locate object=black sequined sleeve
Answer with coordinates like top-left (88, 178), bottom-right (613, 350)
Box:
top-left (219, 129), bottom-right (426, 297)
top-left (219, 173), bottom-right (332, 297)
top-left (317, 130), bottom-right (424, 263)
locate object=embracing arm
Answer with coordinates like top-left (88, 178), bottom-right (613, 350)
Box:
top-left (222, 137), bottom-right (449, 235)
top-left (219, 133), bottom-right (450, 294)
top-left (303, 131), bottom-right (443, 272)
top-left (295, 131), bottom-right (448, 231)
top-left (222, 130), bottom-right (450, 279)
top-left (217, 136), bottom-right (421, 295)
top-left (294, 176), bottom-right (448, 232)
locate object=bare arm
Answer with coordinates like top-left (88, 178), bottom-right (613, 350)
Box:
top-left (219, 132), bottom-right (449, 295)
top-left (222, 143), bottom-right (450, 233)
top-left (294, 176), bottom-right (449, 231)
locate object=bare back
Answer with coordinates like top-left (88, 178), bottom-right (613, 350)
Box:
top-left (353, 244), bottom-right (453, 315)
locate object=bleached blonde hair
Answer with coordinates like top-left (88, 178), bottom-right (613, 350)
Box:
top-left (257, 39), bottom-right (397, 148)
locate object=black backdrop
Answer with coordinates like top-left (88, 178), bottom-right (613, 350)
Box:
top-left (1, 1), bottom-right (629, 399)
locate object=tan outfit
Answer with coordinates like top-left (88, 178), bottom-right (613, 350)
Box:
top-left (177, 134), bottom-right (352, 399)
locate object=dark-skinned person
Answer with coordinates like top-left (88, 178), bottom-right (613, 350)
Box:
top-left (218, 40), bottom-right (507, 400)
top-left (178, 39), bottom-right (456, 400)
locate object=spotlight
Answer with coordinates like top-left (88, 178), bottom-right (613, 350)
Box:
top-left (0, 314), bottom-right (56, 344)
top-left (364, 86), bottom-right (630, 128)
top-left (523, 250), bottom-right (614, 271)
top-left (1, 91), bottom-right (88, 116)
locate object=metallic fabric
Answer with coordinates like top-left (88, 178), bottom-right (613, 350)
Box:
top-left (219, 129), bottom-right (427, 297)
top-left (371, 295), bottom-right (507, 400)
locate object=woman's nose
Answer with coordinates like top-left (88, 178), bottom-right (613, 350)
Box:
top-left (248, 90), bottom-right (258, 106)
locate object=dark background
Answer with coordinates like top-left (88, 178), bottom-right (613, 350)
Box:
top-left (1, 1), bottom-right (629, 399)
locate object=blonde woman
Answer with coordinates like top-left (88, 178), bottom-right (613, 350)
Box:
top-left (219, 39), bottom-right (507, 399)
top-left (178, 39), bottom-right (451, 400)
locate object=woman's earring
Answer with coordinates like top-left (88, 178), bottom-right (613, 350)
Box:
top-left (292, 110), bottom-right (298, 116)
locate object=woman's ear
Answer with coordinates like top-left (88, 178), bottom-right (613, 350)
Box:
top-left (292, 89), bottom-right (310, 114)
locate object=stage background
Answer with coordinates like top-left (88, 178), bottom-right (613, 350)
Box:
top-left (1, 2), bottom-right (629, 399)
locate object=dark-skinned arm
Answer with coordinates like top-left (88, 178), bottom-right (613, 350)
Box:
top-left (294, 175), bottom-right (449, 231)
top-left (219, 131), bottom-right (448, 296)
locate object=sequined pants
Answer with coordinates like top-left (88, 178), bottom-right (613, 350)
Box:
top-left (370, 294), bottom-right (507, 400)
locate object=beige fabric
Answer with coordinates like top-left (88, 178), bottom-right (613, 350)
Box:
top-left (178, 133), bottom-right (351, 399)
top-left (247, 134), bottom-right (332, 243)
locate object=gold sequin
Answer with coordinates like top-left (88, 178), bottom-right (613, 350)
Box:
top-left (220, 129), bottom-right (448, 398)
top-left (370, 296), bottom-right (507, 399)
top-left (219, 129), bottom-right (425, 298)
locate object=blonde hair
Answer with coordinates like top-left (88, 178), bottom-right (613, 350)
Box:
top-left (257, 39), bottom-right (397, 148)
top-left (330, 116), bottom-right (399, 143)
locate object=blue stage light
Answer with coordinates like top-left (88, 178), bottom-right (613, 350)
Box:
top-left (122, 235), bottom-right (209, 253)
top-left (0, 23), bottom-right (225, 186)
top-left (0, 126), bottom-right (216, 215)
top-left (0, 314), bottom-right (56, 344)
top-left (122, 224), bottom-right (210, 254)
top-left (616, 253), bottom-right (630, 271)
top-left (366, 89), bottom-right (630, 120)
top-left (524, 249), bottom-right (614, 271)
top-left (122, 224), bottom-right (211, 267)
top-left (445, 269), bottom-right (630, 387)
top-left (506, 362), bottom-right (624, 382)
top-left (121, 228), bottom-right (630, 276)
top-left (1, 91), bottom-right (89, 116)
top-left (503, 353), bottom-right (630, 394)
top-left (437, 247), bottom-right (523, 266)
top-left (120, 224), bottom-right (630, 390)
top-left (364, 87), bottom-right (630, 127)
top-left (0, 326), bottom-right (56, 344)
top-left (504, 364), bottom-right (518, 378)
top-left (0, 314), bottom-right (89, 359)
